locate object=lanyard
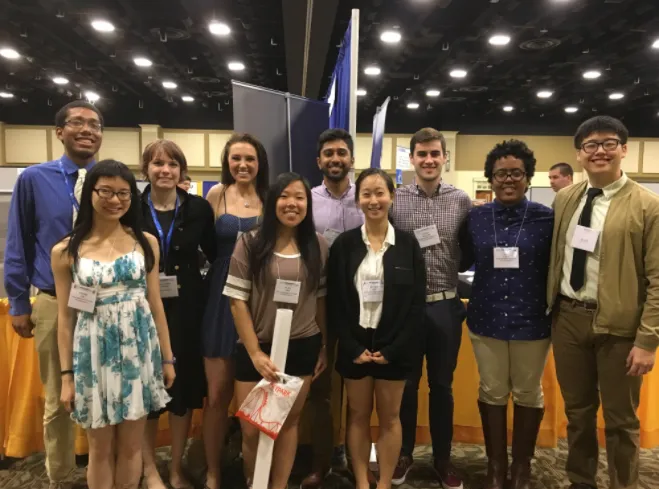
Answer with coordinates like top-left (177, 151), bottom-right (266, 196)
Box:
top-left (57, 159), bottom-right (80, 212)
top-left (148, 192), bottom-right (180, 262)
top-left (492, 201), bottom-right (529, 248)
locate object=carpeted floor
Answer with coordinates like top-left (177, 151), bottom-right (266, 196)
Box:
top-left (2, 437), bottom-right (658, 489)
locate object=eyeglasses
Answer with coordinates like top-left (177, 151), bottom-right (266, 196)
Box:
top-left (581, 138), bottom-right (621, 154)
top-left (65, 119), bottom-right (103, 132)
top-left (93, 188), bottom-right (132, 201)
top-left (493, 169), bottom-right (526, 182)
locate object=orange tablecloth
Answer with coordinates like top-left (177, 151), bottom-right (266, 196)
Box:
top-left (2, 299), bottom-right (658, 457)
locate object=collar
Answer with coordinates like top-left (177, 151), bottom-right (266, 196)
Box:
top-left (322, 181), bottom-right (353, 200)
top-left (140, 183), bottom-right (188, 205)
top-left (493, 197), bottom-right (528, 213)
top-left (360, 222), bottom-right (396, 247)
top-left (586, 171), bottom-right (628, 199)
top-left (59, 154), bottom-right (95, 174)
top-left (414, 181), bottom-right (442, 197)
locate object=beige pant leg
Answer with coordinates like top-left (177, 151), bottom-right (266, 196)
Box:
top-left (469, 331), bottom-right (511, 406)
top-left (509, 338), bottom-right (551, 408)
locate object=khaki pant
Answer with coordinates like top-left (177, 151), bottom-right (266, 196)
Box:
top-left (553, 299), bottom-right (642, 489)
top-left (32, 293), bottom-right (76, 483)
top-left (469, 331), bottom-right (550, 408)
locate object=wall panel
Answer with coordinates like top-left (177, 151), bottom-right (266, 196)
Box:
top-left (161, 131), bottom-right (205, 167)
top-left (5, 128), bottom-right (48, 164)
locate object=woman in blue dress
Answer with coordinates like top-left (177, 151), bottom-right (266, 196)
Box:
top-left (52, 160), bottom-right (175, 489)
top-left (202, 133), bottom-right (269, 489)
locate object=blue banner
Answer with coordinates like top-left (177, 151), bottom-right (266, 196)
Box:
top-left (326, 21), bottom-right (352, 131)
top-left (370, 97), bottom-right (390, 168)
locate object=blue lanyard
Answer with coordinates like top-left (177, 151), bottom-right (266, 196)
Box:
top-left (148, 192), bottom-right (180, 262)
top-left (57, 159), bottom-right (80, 212)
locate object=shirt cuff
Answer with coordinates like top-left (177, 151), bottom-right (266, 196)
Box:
top-left (9, 298), bottom-right (32, 317)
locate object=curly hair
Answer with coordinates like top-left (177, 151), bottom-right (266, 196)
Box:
top-left (484, 139), bottom-right (536, 183)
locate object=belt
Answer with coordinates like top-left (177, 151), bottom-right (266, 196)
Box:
top-left (427, 288), bottom-right (457, 303)
top-left (558, 294), bottom-right (597, 311)
top-left (39, 289), bottom-right (56, 298)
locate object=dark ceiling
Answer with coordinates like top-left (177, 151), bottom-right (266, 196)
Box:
top-left (1, 0), bottom-right (659, 136)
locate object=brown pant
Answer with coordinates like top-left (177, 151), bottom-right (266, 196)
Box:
top-left (553, 299), bottom-right (642, 489)
top-left (32, 293), bottom-right (76, 483)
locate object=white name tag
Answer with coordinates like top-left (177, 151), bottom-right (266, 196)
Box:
top-left (413, 225), bottom-right (441, 248)
top-left (493, 247), bottom-right (520, 269)
top-left (323, 228), bottom-right (341, 246)
top-left (571, 225), bottom-right (599, 252)
top-left (68, 283), bottom-right (97, 313)
top-left (159, 274), bottom-right (179, 298)
top-left (274, 279), bottom-right (301, 304)
top-left (362, 280), bottom-right (384, 302)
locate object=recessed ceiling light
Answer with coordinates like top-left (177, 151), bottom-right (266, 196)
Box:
top-left (91, 20), bottom-right (115, 32)
top-left (652, 39), bottom-right (659, 49)
top-left (52, 76), bottom-right (69, 85)
top-left (181, 95), bottom-right (194, 102)
top-left (503, 105), bottom-right (514, 112)
top-left (364, 66), bottom-right (381, 76)
top-left (609, 92), bottom-right (624, 100)
top-left (407, 102), bottom-right (420, 109)
top-left (565, 106), bottom-right (579, 113)
top-left (537, 90), bottom-right (554, 98)
top-left (228, 61), bottom-right (245, 71)
top-left (162, 80), bottom-right (177, 89)
top-left (0, 91), bottom-right (14, 98)
top-left (380, 30), bottom-right (402, 44)
top-left (134, 57), bottom-right (153, 67)
top-left (449, 69), bottom-right (467, 78)
top-left (0, 48), bottom-right (20, 59)
top-left (84, 91), bottom-right (100, 102)
top-left (426, 89), bottom-right (441, 97)
top-left (489, 34), bottom-right (511, 46)
top-left (583, 70), bottom-right (601, 80)
top-left (356, 88), bottom-right (367, 96)
top-left (209, 21), bottom-right (231, 36)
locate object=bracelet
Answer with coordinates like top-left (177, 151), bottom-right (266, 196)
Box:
top-left (163, 357), bottom-right (176, 365)
top-left (61, 370), bottom-right (74, 376)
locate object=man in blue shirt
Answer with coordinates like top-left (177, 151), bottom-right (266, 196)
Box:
top-left (5, 100), bottom-right (103, 489)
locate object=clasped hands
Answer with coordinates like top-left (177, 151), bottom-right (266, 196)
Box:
top-left (354, 349), bottom-right (388, 365)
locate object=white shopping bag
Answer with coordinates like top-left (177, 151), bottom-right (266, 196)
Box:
top-left (236, 373), bottom-right (304, 439)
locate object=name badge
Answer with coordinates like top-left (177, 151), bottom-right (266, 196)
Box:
top-left (323, 228), bottom-right (341, 246)
top-left (493, 247), bottom-right (519, 269)
top-left (274, 279), bottom-right (301, 304)
top-left (159, 274), bottom-right (179, 298)
top-left (362, 280), bottom-right (384, 303)
top-left (571, 225), bottom-right (599, 252)
top-left (413, 225), bottom-right (441, 248)
top-left (68, 283), bottom-right (97, 313)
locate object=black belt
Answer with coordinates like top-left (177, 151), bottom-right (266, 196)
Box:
top-left (40, 289), bottom-right (56, 298)
top-left (558, 294), bottom-right (597, 311)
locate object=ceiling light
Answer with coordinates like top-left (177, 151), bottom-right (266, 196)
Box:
top-left (0, 48), bottom-right (20, 59)
top-left (356, 88), bottom-right (367, 96)
top-left (91, 20), bottom-right (115, 32)
top-left (0, 91), bottom-right (14, 98)
top-left (228, 61), bottom-right (245, 71)
top-left (52, 76), bottom-right (69, 85)
top-left (583, 70), bottom-right (601, 80)
top-left (380, 30), bottom-right (402, 44)
top-left (489, 34), bottom-right (511, 46)
top-left (162, 80), bottom-right (177, 89)
top-left (84, 91), bottom-right (100, 102)
top-left (364, 66), bottom-right (381, 76)
top-left (426, 89), bottom-right (441, 97)
top-left (565, 106), bottom-right (579, 113)
top-left (503, 105), bottom-right (514, 112)
top-left (449, 69), bottom-right (467, 78)
top-left (134, 57), bottom-right (153, 67)
top-left (652, 39), bottom-right (659, 49)
top-left (209, 21), bottom-right (231, 36)
top-left (407, 102), bottom-right (420, 109)
top-left (181, 95), bottom-right (194, 102)
top-left (537, 90), bottom-right (554, 99)
top-left (609, 92), bottom-right (624, 100)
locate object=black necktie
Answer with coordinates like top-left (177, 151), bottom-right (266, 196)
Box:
top-left (569, 188), bottom-right (604, 292)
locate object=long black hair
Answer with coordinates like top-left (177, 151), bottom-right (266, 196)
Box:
top-left (247, 172), bottom-right (321, 292)
top-left (65, 159), bottom-right (156, 272)
top-left (220, 133), bottom-right (270, 205)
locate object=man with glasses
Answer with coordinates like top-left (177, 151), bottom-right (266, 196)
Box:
top-left (547, 116), bottom-right (659, 489)
top-left (5, 101), bottom-right (103, 489)
top-left (390, 128), bottom-right (471, 489)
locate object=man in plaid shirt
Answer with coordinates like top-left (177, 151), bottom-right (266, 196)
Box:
top-left (390, 128), bottom-right (471, 489)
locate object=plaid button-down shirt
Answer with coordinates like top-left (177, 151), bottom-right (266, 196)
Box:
top-left (390, 183), bottom-right (471, 294)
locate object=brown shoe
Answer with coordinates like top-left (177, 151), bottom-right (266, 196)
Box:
top-left (478, 401), bottom-right (508, 489)
top-left (391, 455), bottom-right (413, 486)
top-left (510, 404), bottom-right (544, 489)
top-left (301, 470), bottom-right (328, 489)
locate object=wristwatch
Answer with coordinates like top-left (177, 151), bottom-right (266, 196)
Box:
top-left (163, 357), bottom-right (177, 365)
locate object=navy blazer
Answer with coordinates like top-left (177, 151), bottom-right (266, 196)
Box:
top-left (327, 226), bottom-right (426, 368)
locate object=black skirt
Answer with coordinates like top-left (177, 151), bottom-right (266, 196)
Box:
top-left (336, 328), bottom-right (411, 381)
top-left (234, 333), bottom-right (323, 382)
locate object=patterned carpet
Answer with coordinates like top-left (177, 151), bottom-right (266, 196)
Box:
top-left (2, 433), bottom-right (658, 489)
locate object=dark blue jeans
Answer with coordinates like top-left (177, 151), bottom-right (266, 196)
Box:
top-left (400, 297), bottom-right (466, 461)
